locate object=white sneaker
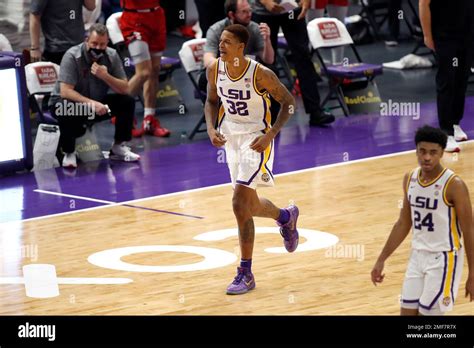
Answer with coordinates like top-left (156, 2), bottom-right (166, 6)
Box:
top-left (453, 125), bottom-right (468, 142)
top-left (62, 152), bottom-right (77, 168)
top-left (445, 136), bottom-right (461, 153)
top-left (110, 143), bottom-right (140, 162)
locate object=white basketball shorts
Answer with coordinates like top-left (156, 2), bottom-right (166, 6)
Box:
top-left (224, 131), bottom-right (274, 190)
top-left (401, 248), bottom-right (464, 315)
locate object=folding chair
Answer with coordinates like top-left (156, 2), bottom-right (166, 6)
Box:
top-left (178, 38), bottom-right (207, 139)
top-left (307, 18), bottom-right (383, 116)
top-left (25, 61), bottom-right (60, 125)
top-left (358, 0), bottom-right (390, 40)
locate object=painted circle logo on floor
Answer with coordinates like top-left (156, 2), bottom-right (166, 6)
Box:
top-left (194, 227), bottom-right (339, 254)
top-left (88, 245), bottom-right (237, 273)
top-left (88, 227), bottom-right (339, 274)
top-left (1, 228), bottom-right (338, 298)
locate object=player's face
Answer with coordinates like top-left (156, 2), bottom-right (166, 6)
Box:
top-left (232, 0), bottom-right (252, 26)
top-left (416, 142), bottom-right (444, 172)
top-left (219, 31), bottom-right (244, 62)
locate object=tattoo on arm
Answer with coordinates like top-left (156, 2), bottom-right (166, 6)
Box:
top-left (256, 66), bottom-right (295, 136)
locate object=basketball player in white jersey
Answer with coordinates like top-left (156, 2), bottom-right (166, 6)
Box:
top-left (371, 125), bottom-right (473, 315)
top-left (205, 24), bottom-right (299, 295)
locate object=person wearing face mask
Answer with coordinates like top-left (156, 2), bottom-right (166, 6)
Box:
top-left (48, 23), bottom-right (140, 169)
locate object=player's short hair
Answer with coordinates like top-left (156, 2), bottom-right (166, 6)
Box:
top-left (223, 24), bottom-right (249, 47)
top-left (415, 125), bottom-right (447, 149)
top-left (88, 23), bottom-right (109, 38)
top-left (224, 0), bottom-right (239, 14)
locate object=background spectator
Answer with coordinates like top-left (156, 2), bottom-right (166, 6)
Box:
top-left (419, 0), bottom-right (474, 152)
top-left (29, 0), bottom-right (96, 64)
top-left (194, 0), bottom-right (226, 38)
top-left (251, 0), bottom-right (335, 126)
top-left (48, 24), bottom-right (139, 168)
top-left (119, 0), bottom-right (170, 137)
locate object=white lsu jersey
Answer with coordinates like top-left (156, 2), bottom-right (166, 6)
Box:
top-left (215, 57), bottom-right (272, 135)
top-left (407, 167), bottom-right (462, 252)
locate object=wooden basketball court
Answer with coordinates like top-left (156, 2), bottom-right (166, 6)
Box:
top-left (0, 144), bottom-right (472, 315)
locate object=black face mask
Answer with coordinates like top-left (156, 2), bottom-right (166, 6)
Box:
top-left (89, 47), bottom-right (106, 60)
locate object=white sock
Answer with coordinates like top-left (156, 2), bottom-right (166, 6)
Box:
top-left (144, 108), bottom-right (156, 117)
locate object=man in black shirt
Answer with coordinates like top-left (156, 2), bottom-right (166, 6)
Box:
top-left (420, 0), bottom-right (474, 152)
top-left (251, 0), bottom-right (335, 126)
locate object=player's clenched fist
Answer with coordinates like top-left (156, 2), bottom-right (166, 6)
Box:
top-left (250, 134), bottom-right (272, 153)
top-left (208, 128), bottom-right (227, 147)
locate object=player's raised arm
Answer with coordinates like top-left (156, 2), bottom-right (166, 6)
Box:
top-left (447, 177), bottom-right (474, 301)
top-left (205, 60), bottom-right (226, 147)
top-left (371, 173), bottom-right (413, 286)
top-left (255, 65), bottom-right (295, 138)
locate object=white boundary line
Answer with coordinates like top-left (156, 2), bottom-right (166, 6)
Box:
top-left (34, 189), bottom-right (118, 205)
top-left (3, 140), bottom-right (473, 225)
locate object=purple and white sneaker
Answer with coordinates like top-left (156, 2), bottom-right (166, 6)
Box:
top-left (226, 267), bottom-right (255, 295)
top-left (278, 205), bottom-right (299, 252)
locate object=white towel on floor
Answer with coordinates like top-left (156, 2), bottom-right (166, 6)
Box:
top-left (383, 54), bottom-right (433, 70)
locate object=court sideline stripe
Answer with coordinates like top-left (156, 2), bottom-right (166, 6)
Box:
top-left (33, 189), bottom-right (204, 220)
top-left (3, 141), bottom-right (472, 225)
